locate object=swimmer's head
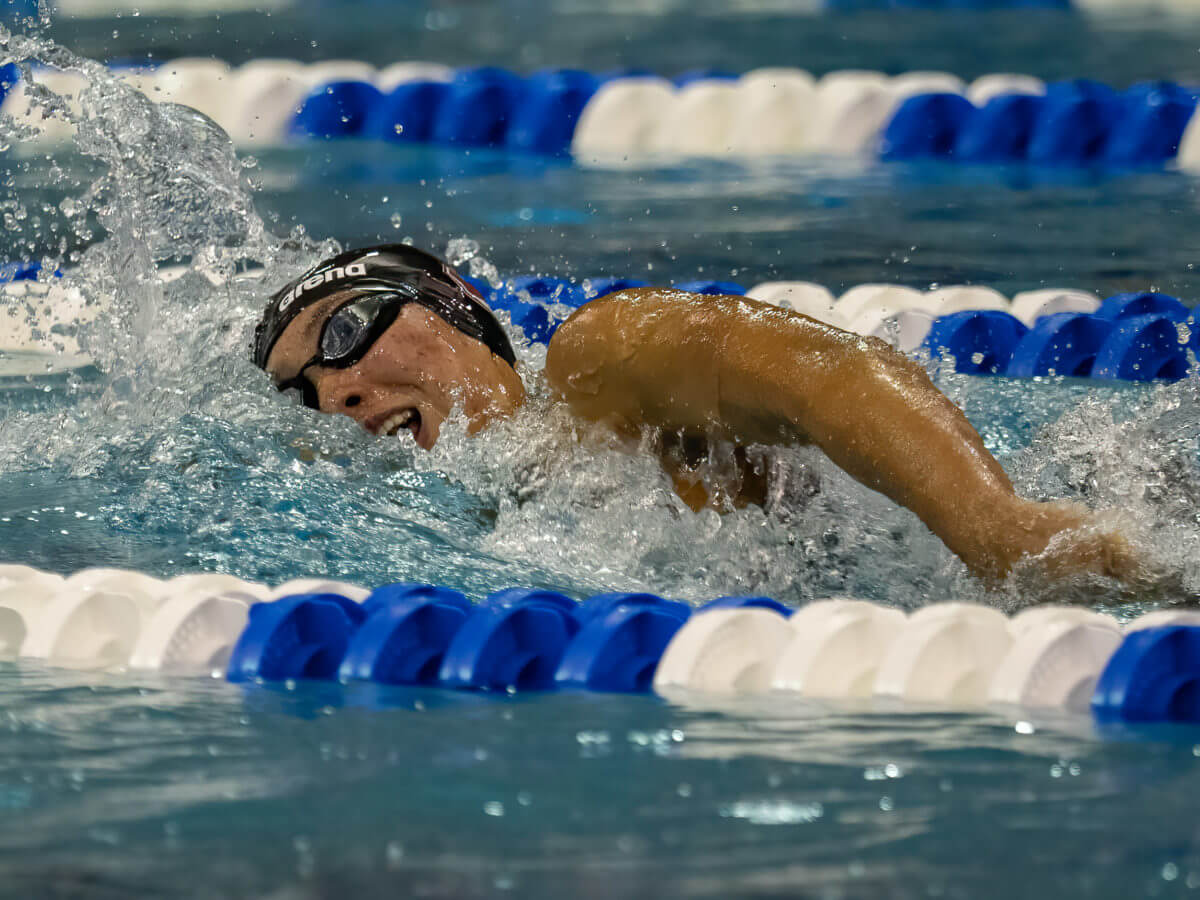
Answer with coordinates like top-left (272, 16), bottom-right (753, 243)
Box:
top-left (254, 244), bottom-right (525, 448)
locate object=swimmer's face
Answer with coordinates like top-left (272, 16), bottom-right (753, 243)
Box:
top-left (265, 291), bottom-right (526, 449)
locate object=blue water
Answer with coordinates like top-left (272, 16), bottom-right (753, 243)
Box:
top-left (5, 667), bottom-right (1200, 898)
top-left (8, 147), bottom-right (1200, 307)
top-left (3, 3), bottom-right (1200, 897)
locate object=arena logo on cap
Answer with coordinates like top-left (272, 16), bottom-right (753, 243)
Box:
top-left (277, 262), bottom-right (368, 312)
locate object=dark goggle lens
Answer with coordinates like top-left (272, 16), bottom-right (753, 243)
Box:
top-left (271, 289), bottom-right (413, 410)
top-left (319, 292), bottom-right (398, 363)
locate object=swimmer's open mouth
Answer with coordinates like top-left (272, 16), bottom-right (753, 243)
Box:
top-left (378, 408), bottom-right (422, 443)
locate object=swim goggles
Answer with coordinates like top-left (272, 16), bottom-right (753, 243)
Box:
top-left (254, 244), bottom-right (517, 374)
top-left (273, 288), bottom-right (415, 409)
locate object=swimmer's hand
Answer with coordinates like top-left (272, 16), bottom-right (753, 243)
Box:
top-left (999, 501), bottom-right (1187, 602)
top-left (996, 501), bottom-right (1133, 581)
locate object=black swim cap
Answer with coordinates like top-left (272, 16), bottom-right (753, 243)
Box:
top-left (252, 243), bottom-right (517, 371)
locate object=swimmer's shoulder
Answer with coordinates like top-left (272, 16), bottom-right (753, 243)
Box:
top-left (546, 288), bottom-right (690, 385)
top-left (549, 286), bottom-right (766, 347)
top-left (544, 287), bottom-right (765, 407)
top-left (547, 286), bottom-right (821, 364)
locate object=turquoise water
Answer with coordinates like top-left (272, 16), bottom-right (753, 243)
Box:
top-left (5, 667), bottom-right (1200, 899)
top-left (3, 5), bottom-right (1200, 897)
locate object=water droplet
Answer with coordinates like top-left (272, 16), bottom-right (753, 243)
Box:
top-left (446, 237), bottom-right (479, 266)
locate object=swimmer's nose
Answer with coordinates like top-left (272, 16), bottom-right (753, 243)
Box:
top-left (317, 373), bottom-right (370, 420)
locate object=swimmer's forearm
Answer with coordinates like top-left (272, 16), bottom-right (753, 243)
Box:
top-left (546, 290), bottom-right (1030, 576)
top-left (721, 296), bottom-right (1026, 575)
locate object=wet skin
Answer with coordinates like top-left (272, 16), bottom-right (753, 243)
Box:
top-left (265, 286), bottom-right (1139, 585)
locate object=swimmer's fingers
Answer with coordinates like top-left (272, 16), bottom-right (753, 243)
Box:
top-left (1036, 522), bottom-right (1144, 583)
top-left (1011, 512), bottom-right (1194, 606)
top-left (980, 498), bottom-right (1093, 583)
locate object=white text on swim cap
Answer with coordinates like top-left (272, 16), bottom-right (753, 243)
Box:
top-left (277, 263), bottom-right (368, 312)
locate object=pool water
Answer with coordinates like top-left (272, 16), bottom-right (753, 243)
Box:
top-left (6, 667), bottom-right (1200, 899)
top-left (3, 4), bottom-right (1200, 897)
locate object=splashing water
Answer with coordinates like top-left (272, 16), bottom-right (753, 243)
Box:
top-left (0, 29), bottom-right (1199, 613)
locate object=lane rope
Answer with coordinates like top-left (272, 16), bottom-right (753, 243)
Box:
top-left (1, 564), bottom-right (1197, 724)
top-left (3, 61), bottom-right (1198, 170)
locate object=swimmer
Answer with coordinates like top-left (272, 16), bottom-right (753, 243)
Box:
top-left (254, 243), bottom-right (1140, 587)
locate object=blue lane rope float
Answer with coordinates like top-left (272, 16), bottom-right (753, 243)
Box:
top-left (924, 311), bottom-right (1029, 375)
top-left (437, 589), bottom-right (581, 691)
top-left (1005, 313), bottom-right (1115, 379)
top-left (700, 596), bottom-right (794, 616)
top-left (880, 92), bottom-right (978, 160)
top-left (227, 592), bottom-right (367, 683)
top-left (879, 79), bottom-right (1200, 166)
top-left (338, 584), bottom-right (472, 685)
top-left (5, 62), bottom-right (1198, 169)
top-left (1092, 626), bottom-right (1200, 723)
top-left (952, 92), bottom-right (1042, 163)
top-left (555, 593), bottom-right (690, 692)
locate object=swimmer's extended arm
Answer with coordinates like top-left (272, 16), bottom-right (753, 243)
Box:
top-left (544, 288), bottom-right (1102, 580)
